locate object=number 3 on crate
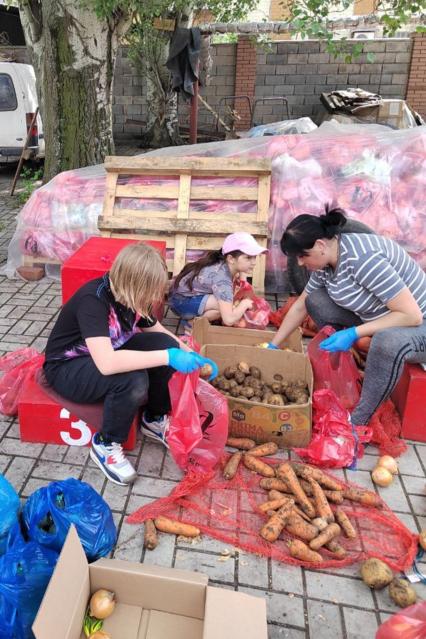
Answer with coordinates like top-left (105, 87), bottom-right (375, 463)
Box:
top-left (59, 409), bottom-right (92, 446)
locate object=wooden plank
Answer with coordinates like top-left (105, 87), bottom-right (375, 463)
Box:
top-left (257, 174), bottom-right (271, 221)
top-left (104, 156), bottom-right (271, 176)
top-left (115, 184), bottom-right (179, 199)
top-left (102, 172), bottom-right (119, 218)
top-left (173, 234), bottom-right (188, 276)
top-left (98, 216), bottom-right (268, 236)
top-left (115, 185), bottom-right (259, 202)
top-left (23, 255), bottom-right (61, 266)
top-left (111, 208), bottom-right (261, 221)
top-left (177, 174), bottom-right (191, 218)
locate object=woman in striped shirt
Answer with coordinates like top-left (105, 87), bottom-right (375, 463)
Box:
top-left (269, 206), bottom-right (426, 428)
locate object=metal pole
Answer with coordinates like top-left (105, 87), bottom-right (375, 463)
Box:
top-left (10, 107), bottom-right (39, 196)
top-left (189, 78), bottom-right (199, 145)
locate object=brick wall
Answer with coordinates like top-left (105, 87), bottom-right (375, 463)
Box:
top-left (113, 37), bottom-right (412, 139)
top-left (406, 33), bottom-right (426, 118)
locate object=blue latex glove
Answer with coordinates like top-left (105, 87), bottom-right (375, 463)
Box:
top-left (319, 326), bottom-right (358, 352)
top-left (167, 348), bottom-right (218, 380)
top-left (267, 343), bottom-right (279, 350)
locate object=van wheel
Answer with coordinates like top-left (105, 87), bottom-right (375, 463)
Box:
top-left (287, 218), bottom-right (376, 295)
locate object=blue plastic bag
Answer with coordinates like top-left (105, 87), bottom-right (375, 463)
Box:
top-left (22, 478), bottom-right (116, 561)
top-left (0, 540), bottom-right (58, 639)
top-left (0, 474), bottom-right (20, 556)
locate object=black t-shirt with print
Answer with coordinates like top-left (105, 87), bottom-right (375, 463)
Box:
top-left (44, 274), bottom-right (156, 367)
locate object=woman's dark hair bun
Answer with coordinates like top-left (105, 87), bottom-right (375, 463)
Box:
top-left (319, 204), bottom-right (347, 238)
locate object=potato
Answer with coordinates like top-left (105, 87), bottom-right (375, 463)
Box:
top-left (243, 375), bottom-right (257, 387)
top-left (238, 361), bottom-right (250, 374)
top-left (388, 578), bottom-right (417, 607)
top-left (268, 394), bottom-right (285, 406)
top-left (199, 363), bottom-right (213, 378)
top-left (240, 387), bottom-right (255, 399)
top-left (249, 366), bottom-right (261, 379)
top-left (234, 371), bottom-right (246, 385)
top-left (224, 366), bottom-right (237, 379)
top-left (295, 394), bottom-right (309, 405)
top-left (271, 382), bottom-right (282, 394)
top-left (218, 379), bottom-right (230, 391)
top-left (230, 386), bottom-right (240, 397)
top-left (251, 395), bottom-right (261, 403)
top-left (262, 393), bottom-right (273, 404)
top-left (228, 379), bottom-right (238, 389)
top-left (360, 558), bottom-right (394, 589)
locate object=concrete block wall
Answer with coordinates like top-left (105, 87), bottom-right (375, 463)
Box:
top-left (254, 39), bottom-right (411, 123)
top-left (113, 38), bottom-right (412, 140)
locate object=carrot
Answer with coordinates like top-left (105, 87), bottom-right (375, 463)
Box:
top-left (288, 539), bottom-right (323, 563)
top-left (260, 502), bottom-right (293, 543)
top-left (324, 490), bottom-right (344, 504)
top-left (309, 523), bottom-right (341, 550)
top-left (143, 519), bottom-right (158, 550)
top-left (226, 437), bottom-right (256, 450)
top-left (258, 497), bottom-right (291, 513)
top-left (285, 512), bottom-right (319, 541)
top-left (309, 478), bottom-right (334, 523)
top-left (223, 452), bottom-right (242, 480)
top-left (291, 462), bottom-right (343, 491)
top-left (268, 489), bottom-right (286, 501)
top-left (343, 488), bottom-right (383, 508)
top-left (154, 517), bottom-right (200, 538)
top-left (243, 454), bottom-right (275, 477)
top-left (247, 442), bottom-right (278, 457)
top-left (335, 509), bottom-right (357, 539)
top-left (259, 478), bottom-right (290, 492)
top-left (325, 539), bottom-right (347, 559)
top-left (277, 463), bottom-right (316, 518)
top-left (312, 517), bottom-right (329, 532)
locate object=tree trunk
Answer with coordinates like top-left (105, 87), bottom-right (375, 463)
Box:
top-left (143, 10), bottom-right (194, 148)
top-left (19, 1), bottom-right (129, 181)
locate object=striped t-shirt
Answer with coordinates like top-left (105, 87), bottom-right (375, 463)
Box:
top-left (305, 233), bottom-right (426, 322)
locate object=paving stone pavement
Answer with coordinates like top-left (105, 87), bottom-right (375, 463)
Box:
top-left (1, 162), bottom-right (426, 638)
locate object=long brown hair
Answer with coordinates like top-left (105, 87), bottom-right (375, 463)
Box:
top-left (173, 249), bottom-right (243, 291)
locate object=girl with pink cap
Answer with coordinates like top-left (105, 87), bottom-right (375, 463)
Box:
top-left (169, 232), bottom-right (268, 327)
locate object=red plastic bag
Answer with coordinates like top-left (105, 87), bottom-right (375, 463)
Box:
top-left (233, 279), bottom-right (271, 329)
top-left (376, 601), bottom-right (426, 639)
top-left (307, 326), bottom-right (361, 410)
top-left (168, 371), bottom-right (228, 471)
top-left (294, 389), bottom-right (372, 468)
top-left (0, 348), bottom-right (44, 416)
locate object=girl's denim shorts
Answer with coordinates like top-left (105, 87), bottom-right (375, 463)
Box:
top-left (168, 293), bottom-right (209, 319)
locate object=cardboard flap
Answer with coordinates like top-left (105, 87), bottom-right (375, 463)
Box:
top-left (203, 587), bottom-right (267, 639)
top-left (33, 525), bottom-right (90, 639)
top-left (90, 559), bottom-right (208, 618)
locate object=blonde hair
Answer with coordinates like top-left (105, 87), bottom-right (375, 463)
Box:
top-left (109, 243), bottom-right (168, 317)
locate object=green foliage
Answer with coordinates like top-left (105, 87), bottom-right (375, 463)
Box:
top-left (289, 0), bottom-right (426, 61)
top-left (16, 166), bottom-right (43, 207)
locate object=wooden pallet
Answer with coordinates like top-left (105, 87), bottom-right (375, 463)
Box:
top-left (97, 156), bottom-right (271, 292)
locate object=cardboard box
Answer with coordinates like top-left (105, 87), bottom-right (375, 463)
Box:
top-left (201, 344), bottom-right (313, 448)
top-left (192, 316), bottom-right (303, 353)
top-left (33, 526), bottom-right (267, 639)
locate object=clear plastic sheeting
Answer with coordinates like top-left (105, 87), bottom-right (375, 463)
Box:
top-left (243, 117), bottom-right (317, 137)
top-left (4, 123), bottom-right (426, 292)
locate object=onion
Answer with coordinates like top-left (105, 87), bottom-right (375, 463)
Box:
top-left (89, 589), bottom-right (116, 619)
top-left (419, 530), bottom-right (426, 551)
top-left (371, 466), bottom-right (393, 487)
top-left (89, 633), bottom-right (111, 639)
top-left (377, 455), bottom-right (398, 475)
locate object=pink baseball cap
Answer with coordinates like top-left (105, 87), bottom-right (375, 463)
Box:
top-left (222, 232), bottom-right (268, 256)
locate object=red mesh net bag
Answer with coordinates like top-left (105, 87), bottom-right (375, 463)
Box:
top-left (369, 399), bottom-right (407, 458)
top-left (0, 348), bottom-right (44, 416)
top-left (127, 458), bottom-right (417, 571)
top-left (269, 297), bottom-right (317, 337)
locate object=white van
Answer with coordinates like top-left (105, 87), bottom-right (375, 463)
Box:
top-left (0, 62), bottom-right (44, 164)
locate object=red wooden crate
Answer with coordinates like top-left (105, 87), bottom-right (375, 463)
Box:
top-left (61, 237), bottom-right (167, 319)
top-left (18, 376), bottom-right (137, 450)
top-left (392, 363), bottom-right (426, 442)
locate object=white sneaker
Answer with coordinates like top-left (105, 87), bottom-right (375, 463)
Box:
top-left (90, 433), bottom-right (137, 485)
top-left (141, 412), bottom-right (170, 448)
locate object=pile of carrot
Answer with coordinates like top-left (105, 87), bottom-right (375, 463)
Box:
top-left (225, 437), bottom-right (383, 563)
